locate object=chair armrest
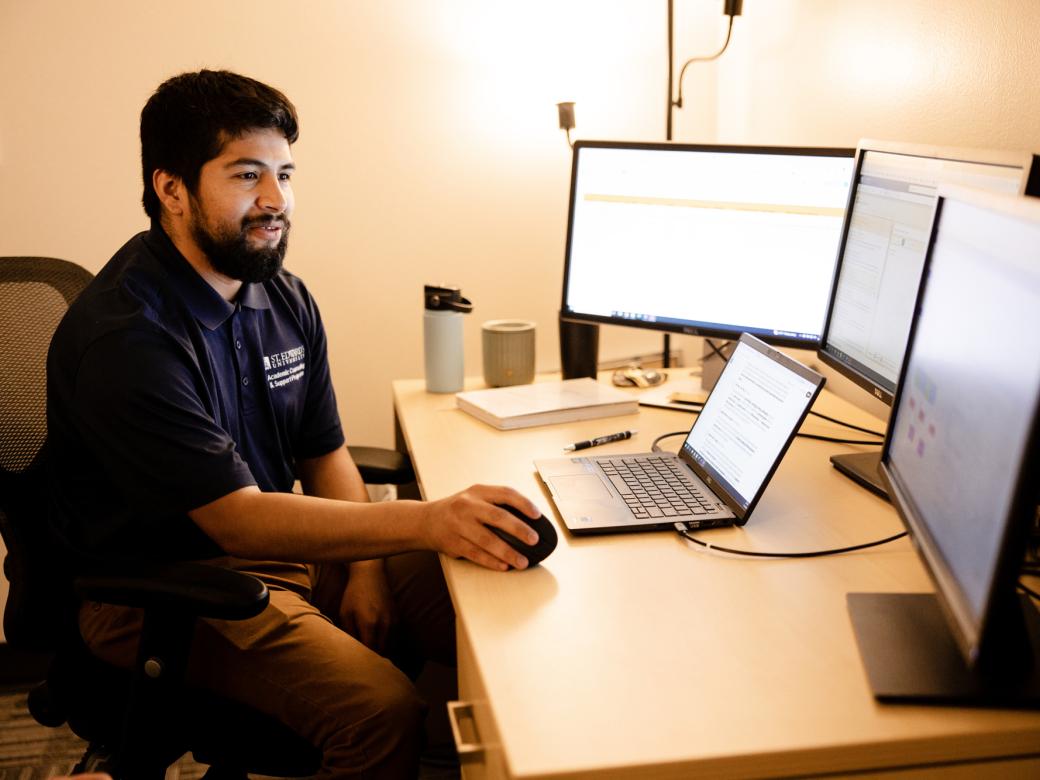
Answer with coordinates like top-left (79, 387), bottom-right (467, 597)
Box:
top-left (348, 445), bottom-right (415, 485)
top-left (73, 560), bottom-right (269, 621)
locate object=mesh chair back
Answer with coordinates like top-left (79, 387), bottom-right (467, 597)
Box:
top-left (0, 257), bottom-right (94, 648)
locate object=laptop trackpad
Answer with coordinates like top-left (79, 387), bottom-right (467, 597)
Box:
top-left (550, 474), bottom-right (613, 501)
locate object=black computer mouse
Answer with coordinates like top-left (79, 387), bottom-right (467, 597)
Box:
top-left (489, 503), bottom-right (558, 567)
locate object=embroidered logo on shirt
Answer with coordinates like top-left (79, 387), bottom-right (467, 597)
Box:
top-left (264, 345), bottom-right (306, 389)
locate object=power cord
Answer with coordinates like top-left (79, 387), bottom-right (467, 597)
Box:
top-left (696, 339), bottom-right (886, 439)
top-left (669, 404), bottom-right (884, 440)
top-left (651, 430), bottom-right (687, 452)
top-left (808, 410), bottom-right (884, 438)
top-left (652, 427), bottom-right (882, 451)
top-left (674, 527), bottom-right (1040, 593)
top-left (797, 432), bottom-right (884, 445)
top-left (674, 522), bottom-right (907, 559)
top-left (702, 338), bottom-right (733, 364)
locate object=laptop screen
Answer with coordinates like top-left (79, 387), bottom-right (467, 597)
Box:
top-left (681, 336), bottom-right (823, 512)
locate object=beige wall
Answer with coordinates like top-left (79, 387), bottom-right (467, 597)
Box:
top-left (1, 0), bottom-right (700, 451)
top-left (1, 0), bottom-right (1037, 454)
top-left (707, 0), bottom-right (1040, 413)
top-left (714, 0), bottom-right (1040, 151)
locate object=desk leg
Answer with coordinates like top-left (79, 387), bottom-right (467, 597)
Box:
top-left (394, 406), bottom-right (422, 500)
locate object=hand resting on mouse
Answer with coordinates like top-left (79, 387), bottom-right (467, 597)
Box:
top-left (487, 503), bottom-right (558, 568)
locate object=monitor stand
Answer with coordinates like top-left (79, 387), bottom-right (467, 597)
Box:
top-left (847, 592), bottom-right (1040, 706)
top-left (700, 338), bottom-right (734, 392)
top-left (830, 451), bottom-right (889, 501)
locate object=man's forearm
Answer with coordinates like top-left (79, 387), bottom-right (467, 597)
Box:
top-left (299, 446), bottom-right (387, 576)
top-left (190, 487), bottom-right (429, 562)
top-left (189, 474), bottom-right (541, 572)
top-left (298, 445), bottom-right (368, 503)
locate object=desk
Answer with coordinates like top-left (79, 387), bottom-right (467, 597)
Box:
top-left (393, 375), bottom-right (1040, 778)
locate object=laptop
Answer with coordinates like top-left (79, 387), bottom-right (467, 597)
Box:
top-left (536, 333), bottom-right (825, 534)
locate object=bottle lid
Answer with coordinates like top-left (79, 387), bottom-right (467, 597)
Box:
top-left (424, 284), bottom-right (473, 313)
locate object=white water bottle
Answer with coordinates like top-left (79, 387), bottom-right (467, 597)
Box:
top-left (424, 284), bottom-right (473, 393)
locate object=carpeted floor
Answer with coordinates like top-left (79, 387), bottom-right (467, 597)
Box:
top-left (0, 687), bottom-right (207, 779)
top-left (0, 687), bottom-right (459, 779)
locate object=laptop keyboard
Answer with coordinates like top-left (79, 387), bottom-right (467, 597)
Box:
top-left (599, 456), bottom-right (719, 519)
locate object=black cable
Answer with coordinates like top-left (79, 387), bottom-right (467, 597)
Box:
top-left (702, 338), bottom-right (731, 364)
top-left (676, 523), bottom-right (907, 559)
top-left (698, 341), bottom-right (885, 440)
top-left (673, 14), bottom-right (735, 110)
top-left (796, 432), bottom-right (883, 446)
top-left (672, 384), bottom-right (883, 439)
top-left (652, 427), bottom-right (881, 450)
top-left (1019, 581), bottom-right (1040, 603)
top-left (670, 399), bottom-right (704, 410)
top-left (651, 430), bottom-right (690, 452)
top-left (699, 342), bottom-right (885, 440)
top-left (807, 410), bottom-right (884, 438)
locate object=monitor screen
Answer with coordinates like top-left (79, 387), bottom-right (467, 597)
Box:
top-left (883, 188), bottom-right (1040, 662)
top-left (819, 141), bottom-right (1033, 405)
top-left (560, 141), bottom-right (854, 347)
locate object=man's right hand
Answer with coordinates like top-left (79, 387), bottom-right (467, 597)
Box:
top-left (190, 482), bottom-right (544, 568)
top-left (422, 485), bottom-right (542, 571)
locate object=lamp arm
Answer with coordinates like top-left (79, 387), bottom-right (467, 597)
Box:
top-left (672, 14), bottom-right (735, 110)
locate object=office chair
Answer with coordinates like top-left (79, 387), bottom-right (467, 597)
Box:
top-left (0, 256), bottom-right (412, 778)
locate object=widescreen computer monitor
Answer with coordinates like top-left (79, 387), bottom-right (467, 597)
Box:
top-left (816, 140), bottom-right (1035, 497)
top-left (848, 186), bottom-right (1040, 705)
top-left (560, 141), bottom-right (854, 350)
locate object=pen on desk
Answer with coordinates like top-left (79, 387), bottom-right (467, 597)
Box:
top-left (564, 430), bottom-right (637, 452)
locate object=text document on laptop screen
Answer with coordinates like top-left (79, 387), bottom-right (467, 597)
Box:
top-left (825, 150), bottom-right (1024, 391)
top-left (682, 341), bottom-right (818, 510)
top-left (563, 145), bottom-right (854, 343)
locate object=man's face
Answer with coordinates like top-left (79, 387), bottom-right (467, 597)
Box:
top-left (187, 128), bottom-right (295, 283)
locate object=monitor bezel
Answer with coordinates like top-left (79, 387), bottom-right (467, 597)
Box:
top-left (879, 186), bottom-right (1040, 669)
top-left (817, 139), bottom-right (1034, 407)
top-left (559, 139), bottom-right (855, 349)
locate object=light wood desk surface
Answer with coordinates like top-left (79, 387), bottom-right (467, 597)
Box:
top-left (393, 374), bottom-right (1040, 778)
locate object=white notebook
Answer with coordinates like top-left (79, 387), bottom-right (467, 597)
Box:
top-left (456, 378), bottom-right (638, 430)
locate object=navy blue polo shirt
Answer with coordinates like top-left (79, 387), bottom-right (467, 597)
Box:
top-left (46, 222), bottom-right (345, 560)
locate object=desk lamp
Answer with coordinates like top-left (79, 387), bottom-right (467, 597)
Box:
top-left (554, 1), bottom-right (744, 373)
top-left (666, 0), bottom-right (742, 371)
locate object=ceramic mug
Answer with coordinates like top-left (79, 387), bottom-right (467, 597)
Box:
top-left (482, 320), bottom-right (536, 387)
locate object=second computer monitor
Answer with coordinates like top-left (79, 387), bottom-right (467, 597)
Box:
top-left (819, 140), bottom-right (1034, 403)
top-left (817, 140), bottom-right (1035, 497)
top-left (560, 141), bottom-right (855, 348)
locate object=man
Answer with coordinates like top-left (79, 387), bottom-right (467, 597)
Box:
top-left (46, 69), bottom-right (541, 777)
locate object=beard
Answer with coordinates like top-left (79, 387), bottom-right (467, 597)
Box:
top-left (189, 201), bottom-right (291, 284)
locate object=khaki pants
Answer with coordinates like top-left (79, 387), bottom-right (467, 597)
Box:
top-left (79, 551), bottom-right (456, 778)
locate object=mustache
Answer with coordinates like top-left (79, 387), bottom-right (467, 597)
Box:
top-left (242, 214), bottom-right (291, 231)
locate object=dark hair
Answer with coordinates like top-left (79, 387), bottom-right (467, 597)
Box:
top-left (140, 69), bottom-right (299, 219)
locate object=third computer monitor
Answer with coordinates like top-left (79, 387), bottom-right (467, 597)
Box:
top-left (849, 186), bottom-right (1040, 704)
top-left (560, 141), bottom-right (854, 348)
top-left (817, 140), bottom-right (1035, 497)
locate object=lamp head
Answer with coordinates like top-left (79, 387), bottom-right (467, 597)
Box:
top-left (556, 102), bottom-right (576, 131)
